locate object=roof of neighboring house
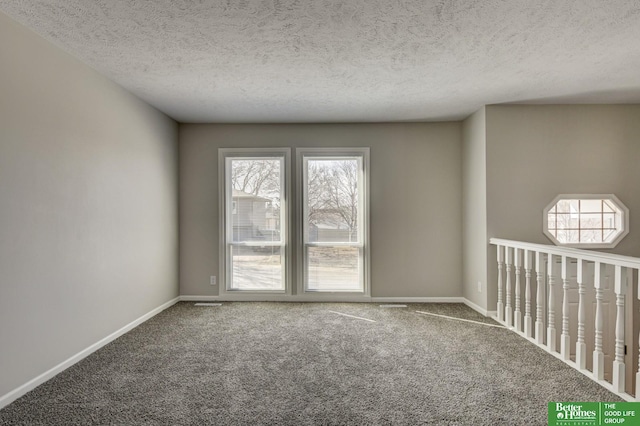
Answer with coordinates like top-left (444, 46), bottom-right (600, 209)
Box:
top-left (232, 189), bottom-right (271, 202)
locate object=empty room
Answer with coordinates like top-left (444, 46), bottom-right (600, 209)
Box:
top-left (1, 1), bottom-right (640, 425)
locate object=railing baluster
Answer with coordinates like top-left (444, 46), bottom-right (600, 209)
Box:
top-left (514, 248), bottom-right (522, 332)
top-left (560, 256), bottom-right (571, 360)
top-left (613, 265), bottom-right (626, 393)
top-left (505, 247), bottom-right (513, 328)
top-left (576, 259), bottom-right (587, 370)
top-left (547, 254), bottom-right (557, 352)
top-left (535, 251), bottom-right (545, 345)
top-left (489, 239), bottom-right (640, 399)
top-left (524, 250), bottom-right (533, 338)
top-left (593, 262), bottom-right (605, 381)
top-left (497, 245), bottom-right (504, 323)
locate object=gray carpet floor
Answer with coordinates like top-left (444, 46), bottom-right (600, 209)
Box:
top-left (0, 302), bottom-right (622, 425)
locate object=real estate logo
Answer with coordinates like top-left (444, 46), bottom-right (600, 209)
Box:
top-left (548, 402), bottom-right (640, 426)
top-left (551, 403), bottom-right (597, 425)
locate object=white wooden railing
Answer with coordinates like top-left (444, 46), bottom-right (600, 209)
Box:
top-left (490, 238), bottom-right (640, 401)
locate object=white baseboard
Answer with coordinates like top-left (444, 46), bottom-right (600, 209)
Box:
top-left (462, 298), bottom-right (491, 317)
top-left (372, 297), bottom-right (464, 304)
top-left (0, 297), bottom-right (180, 410)
top-left (180, 294), bottom-right (373, 303)
top-left (180, 295), bottom-right (221, 302)
top-left (180, 295), bottom-right (465, 304)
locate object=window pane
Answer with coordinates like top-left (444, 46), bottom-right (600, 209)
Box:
top-left (569, 216), bottom-right (580, 228)
top-left (556, 199), bottom-right (572, 213)
top-left (307, 246), bottom-right (360, 291)
top-left (580, 230), bottom-right (600, 244)
top-left (224, 153), bottom-right (287, 293)
top-left (580, 199), bottom-right (601, 212)
top-left (602, 200), bottom-right (616, 213)
top-left (580, 213), bottom-right (602, 230)
top-left (307, 159), bottom-right (359, 243)
top-left (230, 245), bottom-right (283, 290)
top-left (603, 212), bottom-right (617, 229)
top-left (603, 228), bottom-right (618, 243)
top-left (554, 213), bottom-right (570, 230)
top-left (568, 200), bottom-right (579, 214)
top-left (547, 213), bottom-right (556, 230)
top-left (301, 151), bottom-right (367, 294)
top-left (557, 229), bottom-right (579, 244)
top-left (230, 159), bottom-right (282, 243)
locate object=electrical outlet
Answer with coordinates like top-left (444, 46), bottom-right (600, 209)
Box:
top-left (477, 281), bottom-right (482, 292)
top-left (210, 276), bottom-right (217, 286)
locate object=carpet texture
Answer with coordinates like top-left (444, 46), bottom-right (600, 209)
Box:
top-left (0, 302), bottom-right (621, 425)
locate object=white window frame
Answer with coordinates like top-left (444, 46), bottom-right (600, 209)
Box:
top-left (218, 148), bottom-right (291, 294)
top-left (542, 193), bottom-right (629, 249)
top-left (296, 148), bottom-right (370, 295)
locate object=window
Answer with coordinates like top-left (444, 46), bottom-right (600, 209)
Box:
top-left (543, 194), bottom-right (629, 248)
top-left (299, 148), bottom-right (370, 293)
top-left (220, 149), bottom-right (290, 292)
top-left (219, 147), bottom-right (369, 297)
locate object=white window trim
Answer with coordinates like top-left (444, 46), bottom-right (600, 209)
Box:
top-left (296, 147), bottom-right (371, 296)
top-left (542, 193), bottom-right (629, 249)
top-left (218, 148), bottom-right (292, 295)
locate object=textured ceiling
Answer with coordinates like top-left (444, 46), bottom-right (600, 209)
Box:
top-left (1, 1), bottom-right (640, 123)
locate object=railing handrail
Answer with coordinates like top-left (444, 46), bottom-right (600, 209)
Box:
top-left (490, 238), bottom-right (640, 270)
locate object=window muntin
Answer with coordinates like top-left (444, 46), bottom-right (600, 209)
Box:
top-left (543, 195), bottom-right (628, 248)
top-left (222, 153), bottom-right (288, 292)
top-left (300, 150), bottom-right (369, 293)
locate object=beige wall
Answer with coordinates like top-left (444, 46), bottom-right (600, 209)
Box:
top-left (485, 104), bottom-right (640, 309)
top-left (179, 123), bottom-right (462, 298)
top-left (462, 107), bottom-right (488, 310)
top-left (0, 12), bottom-right (179, 398)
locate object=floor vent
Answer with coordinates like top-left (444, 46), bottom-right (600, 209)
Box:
top-left (194, 303), bottom-right (222, 307)
top-left (379, 304), bottom-right (407, 308)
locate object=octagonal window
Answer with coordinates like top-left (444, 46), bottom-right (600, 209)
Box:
top-left (543, 194), bottom-right (629, 248)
